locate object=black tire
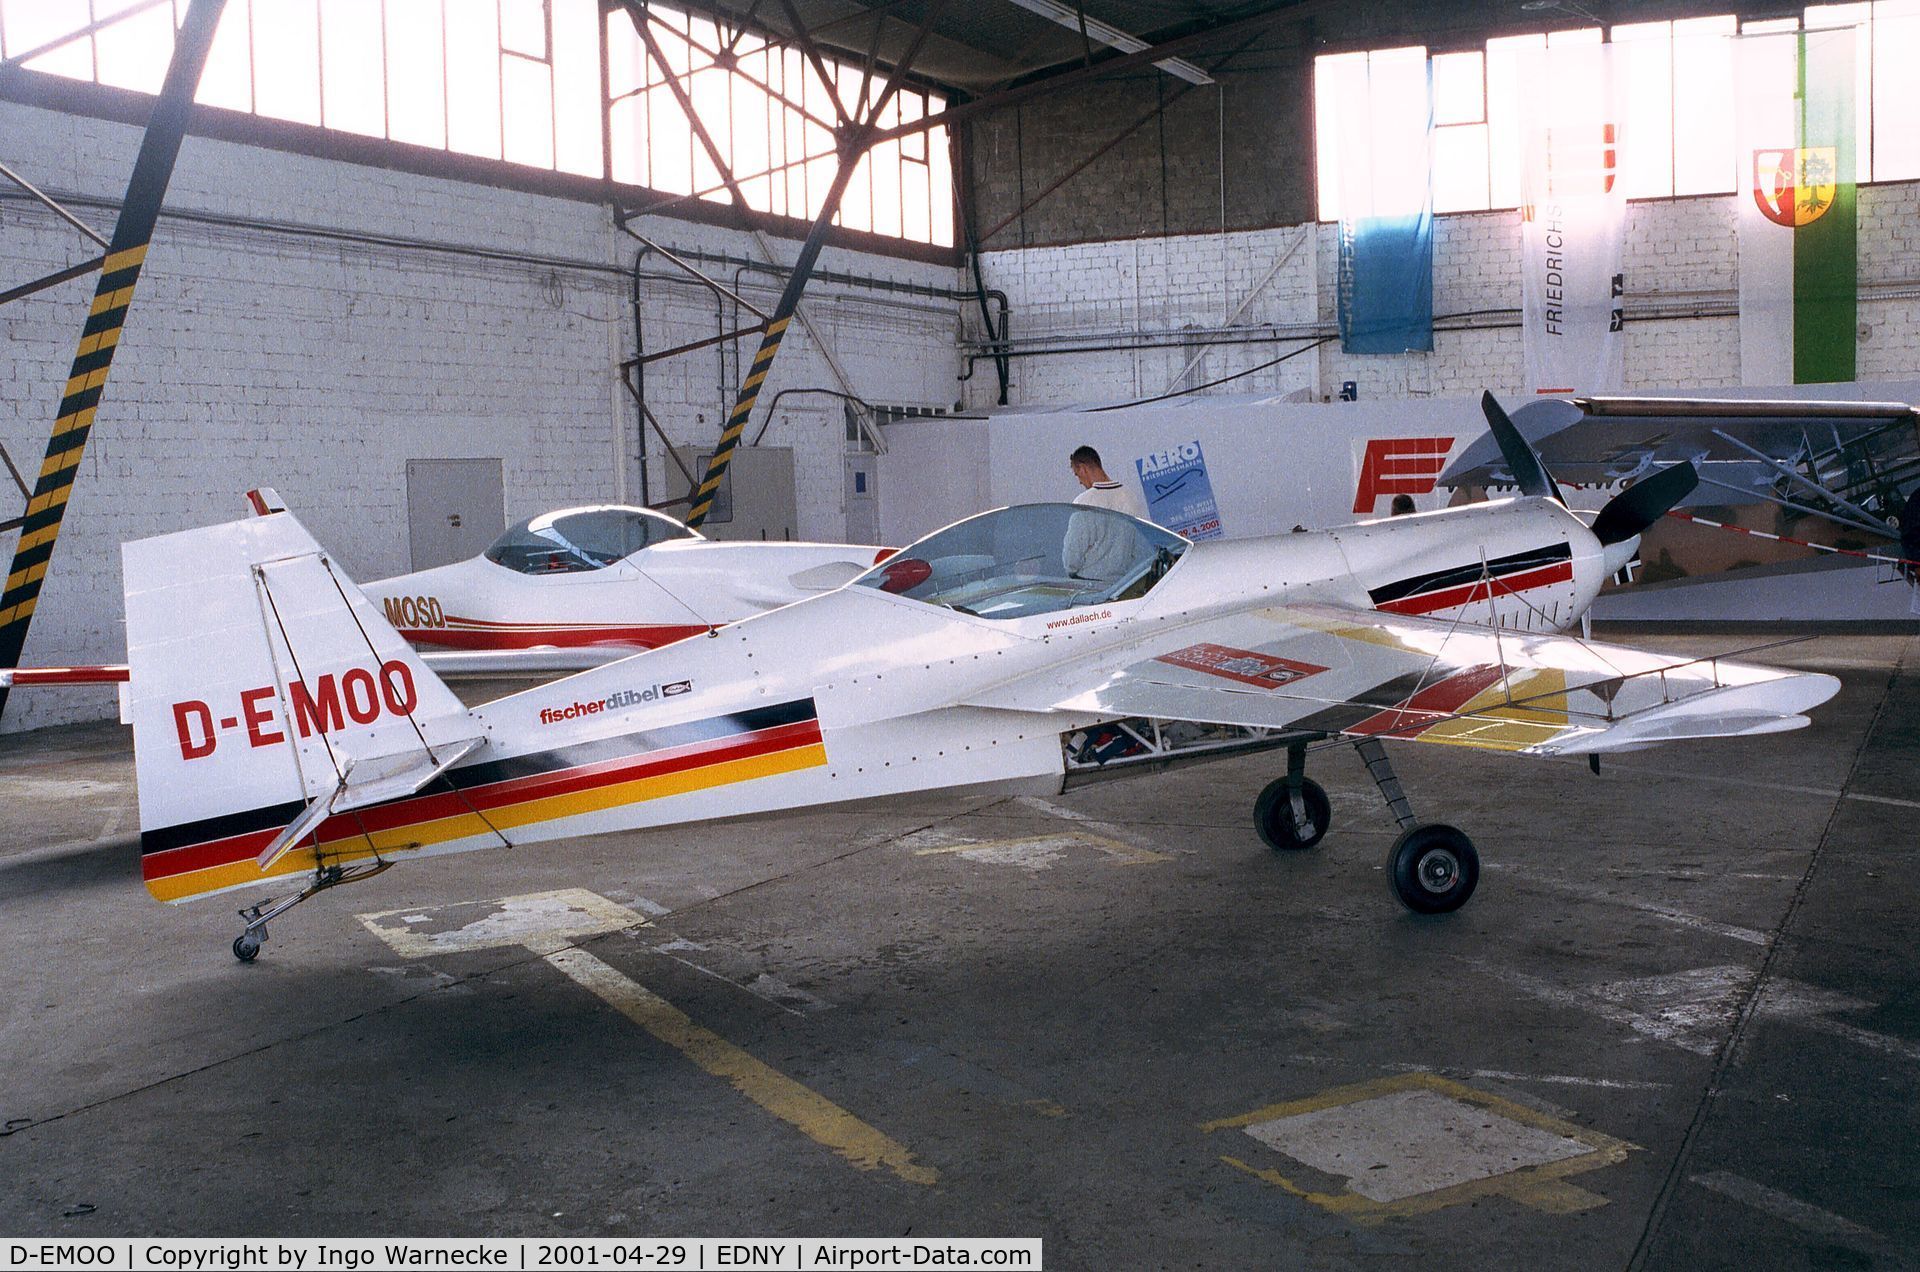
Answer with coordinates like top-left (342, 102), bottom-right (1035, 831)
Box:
top-left (1255, 777), bottom-right (1331, 851)
top-left (232, 935), bottom-right (261, 963)
top-left (1386, 824), bottom-right (1479, 914)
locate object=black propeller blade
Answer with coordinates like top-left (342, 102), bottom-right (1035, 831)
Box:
top-left (1480, 390), bottom-right (1565, 505)
top-left (1589, 461), bottom-right (1699, 546)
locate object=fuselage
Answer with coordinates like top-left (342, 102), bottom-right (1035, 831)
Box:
top-left (135, 496), bottom-right (1610, 903)
top-left (363, 538), bottom-right (890, 652)
top-left (442, 496), bottom-right (1606, 847)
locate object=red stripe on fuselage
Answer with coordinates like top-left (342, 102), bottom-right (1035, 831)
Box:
top-left (140, 717), bottom-right (822, 881)
top-left (398, 622), bottom-right (708, 650)
top-left (1375, 561), bottom-right (1574, 617)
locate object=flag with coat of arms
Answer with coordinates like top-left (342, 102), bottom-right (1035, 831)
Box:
top-left (1734, 28), bottom-right (1858, 385)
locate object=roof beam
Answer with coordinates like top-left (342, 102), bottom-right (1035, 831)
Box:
top-left (867, 1), bottom-right (1328, 146)
top-left (1002, 0), bottom-right (1213, 85)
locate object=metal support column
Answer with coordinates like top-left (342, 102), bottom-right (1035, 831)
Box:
top-left (0, 0), bottom-right (230, 721)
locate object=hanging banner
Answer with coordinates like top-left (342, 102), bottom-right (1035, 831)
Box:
top-left (1338, 214), bottom-right (1435, 354)
top-left (1519, 42), bottom-right (1626, 396)
top-left (1735, 29), bottom-right (1858, 385)
top-left (1326, 48), bottom-right (1434, 354)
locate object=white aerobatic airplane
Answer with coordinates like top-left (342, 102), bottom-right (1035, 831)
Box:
top-left (351, 500), bottom-right (892, 672)
top-left (118, 396), bottom-right (1839, 959)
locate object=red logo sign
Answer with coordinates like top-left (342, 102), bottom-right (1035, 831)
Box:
top-left (1354, 437), bottom-right (1454, 514)
top-left (1155, 643), bottom-right (1327, 689)
top-left (171, 660), bottom-right (418, 760)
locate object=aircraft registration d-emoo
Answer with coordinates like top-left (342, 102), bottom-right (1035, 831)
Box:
top-left (123, 396), bottom-right (1838, 959)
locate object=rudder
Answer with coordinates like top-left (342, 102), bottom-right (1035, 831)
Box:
top-left (125, 510), bottom-right (483, 902)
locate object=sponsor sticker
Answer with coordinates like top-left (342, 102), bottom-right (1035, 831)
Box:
top-left (1155, 643), bottom-right (1327, 690)
top-left (538, 681), bottom-right (694, 725)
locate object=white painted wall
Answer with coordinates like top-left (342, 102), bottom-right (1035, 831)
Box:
top-left (0, 99), bottom-right (963, 731)
top-left (969, 184), bottom-right (1920, 411)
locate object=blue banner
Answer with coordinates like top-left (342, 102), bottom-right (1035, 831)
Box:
top-left (1136, 440), bottom-right (1224, 541)
top-left (1338, 212), bottom-right (1434, 354)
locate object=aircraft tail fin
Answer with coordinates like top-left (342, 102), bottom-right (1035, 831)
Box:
top-left (125, 509), bottom-right (485, 903)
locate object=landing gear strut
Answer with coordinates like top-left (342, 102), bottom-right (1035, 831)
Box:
top-left (1253, 736), bottom-right (1481, 914)
top-left (230, 860), bottom-right (393, 962)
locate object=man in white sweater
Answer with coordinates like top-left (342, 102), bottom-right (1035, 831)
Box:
top-left (1068, 445), bottom-right (1150, 519)
top-left (1063, 446), bottom-right (1151, 584)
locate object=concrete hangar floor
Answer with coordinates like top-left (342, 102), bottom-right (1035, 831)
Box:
top-left (0, 631), bottom-right (1913, 1268)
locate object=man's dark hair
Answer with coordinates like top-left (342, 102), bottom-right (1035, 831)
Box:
top-left (1070, 445), bottom-right (1101, 467)
top-left (1390, 494), bottom-right (1416, 515)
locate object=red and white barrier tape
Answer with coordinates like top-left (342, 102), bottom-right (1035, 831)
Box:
top-left (1665, 510), bottom-right (1920, 571)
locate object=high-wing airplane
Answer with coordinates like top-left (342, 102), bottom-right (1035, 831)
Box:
top-left (352, 500), bottom-right (892, 672)
top-left (119, 396), bottom-right (1838, 960)
top-left (1440, 395), bottom-right (1920, 539)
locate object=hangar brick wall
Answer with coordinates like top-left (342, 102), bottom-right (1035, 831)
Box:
top-left (0, 100), bottom-right (961, 732)
top-left (970, 182), bottom-right (1920, 411)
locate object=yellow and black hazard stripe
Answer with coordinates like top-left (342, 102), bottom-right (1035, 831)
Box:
top-left (686, 314), bottom-right (792, 529)
top-left (0, 0), bottom-right (229, 712)
top-left (0, 244), bottom-right (148, 630)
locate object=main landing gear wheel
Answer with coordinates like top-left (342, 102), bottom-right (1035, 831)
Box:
top-left (1386, 823), bottom-right (1479, 914)
top-left (1255, 777), bottom-right (1331, 851)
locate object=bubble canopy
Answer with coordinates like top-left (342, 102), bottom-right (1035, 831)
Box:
top-left (853, 503), bottom-right (1189, 620)
top-left (484, 506), bottom-right (697, 575)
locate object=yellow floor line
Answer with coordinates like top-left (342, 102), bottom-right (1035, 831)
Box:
top-left (532, 939), bottom-right (937, 1186)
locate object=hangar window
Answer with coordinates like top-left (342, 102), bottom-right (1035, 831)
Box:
top-left (854, 504), bottom-right (1188, 621)
top-left (485, 506), bottom-right (694, 574)
top-left (0, 0), bottom-right (954, 249)
top-left (1313, 2), bottom-right (1920, 219)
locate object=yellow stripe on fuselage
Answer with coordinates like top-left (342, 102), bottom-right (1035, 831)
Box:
top-left (147, 741), bottom-right (829, 902)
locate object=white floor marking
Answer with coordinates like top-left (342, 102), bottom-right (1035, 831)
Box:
top-left (1378, 1064), bottom-right (1668, 1092)
top-left (1015, 795), bottom-right (1174, 861)
top-left (359, 889), bottom-right (644, 957)
top-left (1581, 760), bottom-right (1920, 812)
top-left (1691, 1171), bottom-right (1882, 1241)
top-left (1242, 1088), bottom-right (1593, 1204)
top-left (1480, 961), bottom-right (1920, 1065)
top-left (637, 942), bottom-right (817, 1018)
top-left (1487, 864), bottom-right (1771, 945)
top-left (2, 775), bottom-right (123, 800)
top-left (906, 824), bottom-right (1169, 867)
top-left (1206, 1073), bottom-right (1635, 1218)
top-left (1474, 962), bottom-right (1731, 1054)
top-left (1759, 982), bottom-right (1920, 1064)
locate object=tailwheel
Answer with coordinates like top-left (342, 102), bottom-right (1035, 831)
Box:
top-left (1254, 776), bottom-right (1331, 851)
top-left (232, 934), bottom-right (262, 963)
top-left (1386, 823), bottom-right (1479, 914)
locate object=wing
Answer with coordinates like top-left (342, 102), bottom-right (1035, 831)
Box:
top-left (967, 601), bottom-right (1839, 756)
top-left (1439, 396), bottom-right (1917, 497)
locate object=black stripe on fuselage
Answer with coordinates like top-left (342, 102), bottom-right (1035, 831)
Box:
top-left (1367, 542), bottom-right (1571, 606)
top-left (139, 698), bottom-right (819, 856)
